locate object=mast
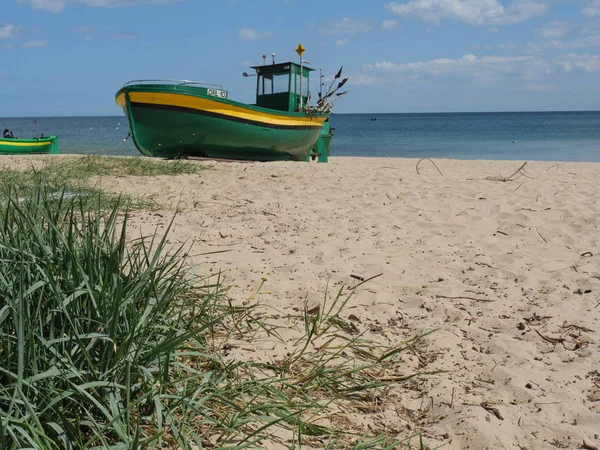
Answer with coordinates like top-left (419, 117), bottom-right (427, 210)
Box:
top-left (319, 67), bottom-right (323, 100)
top-left (295, 43), bottom-right (306, 109)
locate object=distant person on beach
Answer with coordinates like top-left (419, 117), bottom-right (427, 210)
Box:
top-left (3, 129), bottom-right (15, 138)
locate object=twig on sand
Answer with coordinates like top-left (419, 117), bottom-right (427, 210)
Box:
top-left (537, 231), bottom-right (548, 243)
top-left (481, 402), bottom-right (504, 420)
top-left (534, 329), bottom-right (583, 351)
top-left (560, 323), bottom-right (594, 333)
top-left (406, 341), bottom-right (426, 367)
top-left (486, 162), bottom-right (528, 182)
top-left (416, 158), bottom-right (444, 176)
top-left (352, 272), bottom-right (383, 289)
top-left (435, 295), bottom-right (495, 303)
top-left (495, 434), bottom-right (509, 449)
top-left (581, 441), bottom-right (599, 450)
top-left (534, 329), bottom-right (564, 345)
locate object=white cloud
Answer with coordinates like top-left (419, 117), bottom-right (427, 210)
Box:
top-left (317, 17), bottom-right (372, 35)
top-left (535, 20), bottom-right (580, 39)
top-left (0, 24), bottom-right (19, 39)
top-left (582, 0), bottom-right (600, 17)
top-left (382, 19), bottom-right (400, 30)
top-left (108, 31), bottom-right (138, 39)
top-left (22, 39), bottom-right (48, 47)
top-left (385, 0), bottom-right (548, 26)
top-left (551, 53), bottom-right (600, 73)
top-left (346, 74), bottom-right (380, 85)
top-left (527, 21), bottom-right (600, 50)
top-left (365, 54), bottom-right (538, 80)
top-left (497, 42), bottom-right (519, 49)
top-left (238, 28), bottom-right (273, 40)
top-left (515, 83), bottom-right (555, 91)
top-left (71, 25), bottom-right (137, 40)
top-left (16, 0), bottom-right (180, 13)
top-left (335, 38), bottom-right (350, 47)
top-left (363, 52), bottom-right (600, 82)
top-left (540, 35), bottom-right (600, 49)
top-left (71, 25), bottom-right (93, 33)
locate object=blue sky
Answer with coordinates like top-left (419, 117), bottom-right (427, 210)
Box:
top-left (1, 0), bottom-right (599, 116)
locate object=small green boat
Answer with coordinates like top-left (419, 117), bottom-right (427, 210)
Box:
top-left (0, 136), bottom-right (59, 155)
top-left (116, 49), bottom-right (346, 162)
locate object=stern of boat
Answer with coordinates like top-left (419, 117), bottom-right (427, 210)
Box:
top-left (306, 118), bottom-right (332, 163)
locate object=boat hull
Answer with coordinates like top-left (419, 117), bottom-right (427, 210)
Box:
top-left (0, 136), bottom-right (59, 155)
top-left (116, 86), bottom-right (328, 161)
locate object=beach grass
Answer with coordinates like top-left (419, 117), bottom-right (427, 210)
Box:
top-left (40, 155), bottom-right (202, 178)
top-left (0, 155), bottom-right (201, 211)
top-left (0, 175), bottom-right (433, 449)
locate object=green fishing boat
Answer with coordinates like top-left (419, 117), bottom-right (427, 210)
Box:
top-left (0, 136), bottom-right (59, 155)
top-left (116, 47), bottom-right (347, 162)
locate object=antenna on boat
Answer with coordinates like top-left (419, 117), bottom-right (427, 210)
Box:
top-left (262, 54), bottom-right (266, 66)
top-left (313, 66), bottom-right (350, 113)
top-left (323, 66), bottom-right (343, 99)
top-left (272, 53), bottom-right (275, 65)
top-left (319, 67), bottom-right (324, 100)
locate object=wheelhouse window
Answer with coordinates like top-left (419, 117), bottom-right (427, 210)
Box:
top-left (293, 72), bottom-right (309, 96)
top-left (258, 73), bottom-right (289, 95)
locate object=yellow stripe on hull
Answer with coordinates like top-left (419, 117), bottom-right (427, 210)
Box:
top-left (1, 141), bottom-right (51, 147)
top-left (116, 92), bottom-right (126, 110)
top-left (128, 91), bottom-right (326, 128)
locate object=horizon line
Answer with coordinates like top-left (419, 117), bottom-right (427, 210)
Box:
top-left (2, 109), bottom-right (600, 119)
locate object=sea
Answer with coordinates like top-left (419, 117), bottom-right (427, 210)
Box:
top-left (2, 111), bottom-right (600, 162)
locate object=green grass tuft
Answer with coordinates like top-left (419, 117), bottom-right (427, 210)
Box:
top-left (42, 155), bottom-right (202, 178)
top-left (0, 155), bottom-right (200, 211)
top-left (0, 178), bottom-right (435, 449)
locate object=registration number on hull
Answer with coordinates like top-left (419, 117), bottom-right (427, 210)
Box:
top-left (207, 89), bottom-right (227, 99)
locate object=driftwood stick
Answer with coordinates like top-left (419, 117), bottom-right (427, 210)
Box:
top-left (534, 329), bottom-right (563, 344)
top-left (416, 158), bottom-right (444, 176)
top-left (352, 272), bottom-right (384, 289)
top-left (507, 162), bottom-right (528, 180)
top-left (486, 161), bottom-right (529, 182)
top-left (435, 295), bottom-right (495, 303)
top-left (481, 402), bottom-right (504, 420)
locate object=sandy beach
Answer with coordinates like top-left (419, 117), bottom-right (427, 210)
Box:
top-left (3, 155), bottom-right (599, 449)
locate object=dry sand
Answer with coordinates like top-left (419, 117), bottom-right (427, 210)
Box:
top-left (5, 155), bottom-right (600, 449)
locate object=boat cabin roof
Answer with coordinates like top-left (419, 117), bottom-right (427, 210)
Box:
top-left (250, 62), bottom-right (314, 75)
